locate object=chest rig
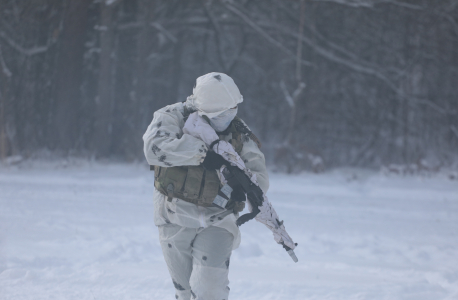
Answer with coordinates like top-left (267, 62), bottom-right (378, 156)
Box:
top-left (152, 107), bottom-right (261, 208)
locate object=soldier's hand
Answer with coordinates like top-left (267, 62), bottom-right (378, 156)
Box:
top-left (226, 186), bottom-right (246, 213)
top-left (201, 151), bottom-right (228, 170)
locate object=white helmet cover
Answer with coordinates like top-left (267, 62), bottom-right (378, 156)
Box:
top-left (189, 72), bottom-right (243, 118)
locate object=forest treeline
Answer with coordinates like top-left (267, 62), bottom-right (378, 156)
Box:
top-left (0, 0), bottom-right (457, 171)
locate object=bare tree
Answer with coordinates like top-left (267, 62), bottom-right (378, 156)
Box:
top-left (54, 0), bottom-right (91, 151)
top-left (1, 0), bottom-right (457, 168)
top-left (0, 45), bottom-right (12, 160)
top-left (93, 0), bottom-right (121, 157)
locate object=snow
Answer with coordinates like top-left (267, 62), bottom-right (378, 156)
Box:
top-left (1, 162), bottom-right (457, 300)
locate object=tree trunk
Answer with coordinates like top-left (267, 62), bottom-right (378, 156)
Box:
top-left (128, 0), bottom-right (155, 158)
top-left (54, 0), bottom-right (91, 151)
top-left (93, 1), bottom-right (117, 157)
top-left (0, 46), bottom-right (11, 160)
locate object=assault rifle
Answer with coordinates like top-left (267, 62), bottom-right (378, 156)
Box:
top-left (221, 164), bottom-right (298, 262)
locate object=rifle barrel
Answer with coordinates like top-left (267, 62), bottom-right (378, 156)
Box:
top-left (287, 249), bottom-right (298, 263)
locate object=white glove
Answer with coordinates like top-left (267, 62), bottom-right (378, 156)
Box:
top-left (183, 112), bottom-right (219, 146)
top-left (183, 112), bottom-right (249, 172)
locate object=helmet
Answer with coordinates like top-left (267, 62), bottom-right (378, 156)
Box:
top-left (189, 72), bottom-right (243, 118)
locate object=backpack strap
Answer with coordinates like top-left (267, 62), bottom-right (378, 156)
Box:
top-left (232, 117), bottom-right (262, 149)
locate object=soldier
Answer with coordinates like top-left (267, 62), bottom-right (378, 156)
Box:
top-left (143, 72), bottom-right (269, 299)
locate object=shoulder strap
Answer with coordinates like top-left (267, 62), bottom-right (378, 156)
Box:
top-left (232, 117), bottom-right (262, 149)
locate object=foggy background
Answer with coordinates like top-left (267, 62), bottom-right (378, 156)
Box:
top-left (2, 2), bottom-right (458, 299)
top-left (1, 0), bottom-right (457, 172)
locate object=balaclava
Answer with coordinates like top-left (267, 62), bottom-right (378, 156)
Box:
top-left (208, 106), bottom-right (238, 132)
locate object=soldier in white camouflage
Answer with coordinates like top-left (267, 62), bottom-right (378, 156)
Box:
top-left (143, 72), bottom-right (269, 300)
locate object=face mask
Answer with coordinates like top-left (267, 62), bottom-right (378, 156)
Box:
top-left (209, 107), bottom-right (238, 132)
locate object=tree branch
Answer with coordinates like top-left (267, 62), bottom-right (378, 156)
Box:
top-left (280, 80), bottom-right (306, 109)
top-left (226, 26), bottom-right (247, 73)
top-left (0, 31), bottom-right (50, 56)
top-left (451, 125), bottom-right (458, 140)
top-left (258, 22), bottom-right (453, 116)
top-left (280, 81), bottom-right (295, 108)
top-left (221, 0), bottom-right (313, 67)
top-left (311, 0), bottom-right (423, 9)
top-left (223, 1), bottom-right (436, 113)
top-left (104, 0), bottom-right (123, 6)
top-left (260, 21), bottom-right (398, 89)
top-left (435, 10), bottom-right (458, 38)
top-left (312, 0), bottom-right (373, 8)
top-left (204, 1), bottom-right (229, 71)
top-left (0, 45), bottom-right (12, 77)
top-left (150, 22), bottom-right (178, 43)
top-left (382, 0), bottom-right (424, 10)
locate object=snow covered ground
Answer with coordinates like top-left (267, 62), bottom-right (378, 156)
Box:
top-left (1, 161), bottom-right (457, 300)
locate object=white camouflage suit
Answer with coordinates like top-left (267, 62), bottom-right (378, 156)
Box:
top-left (143, 73), bottom-right (269, 300)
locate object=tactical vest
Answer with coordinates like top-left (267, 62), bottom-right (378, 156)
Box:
top-left (152, 113), bottom-right (261, 208)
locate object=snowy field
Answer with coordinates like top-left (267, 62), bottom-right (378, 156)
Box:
top-left (1, 161), bottom-right (457, 300)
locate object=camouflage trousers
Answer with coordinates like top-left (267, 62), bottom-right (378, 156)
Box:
top-left (158, 223), bottom-right (233, 300)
